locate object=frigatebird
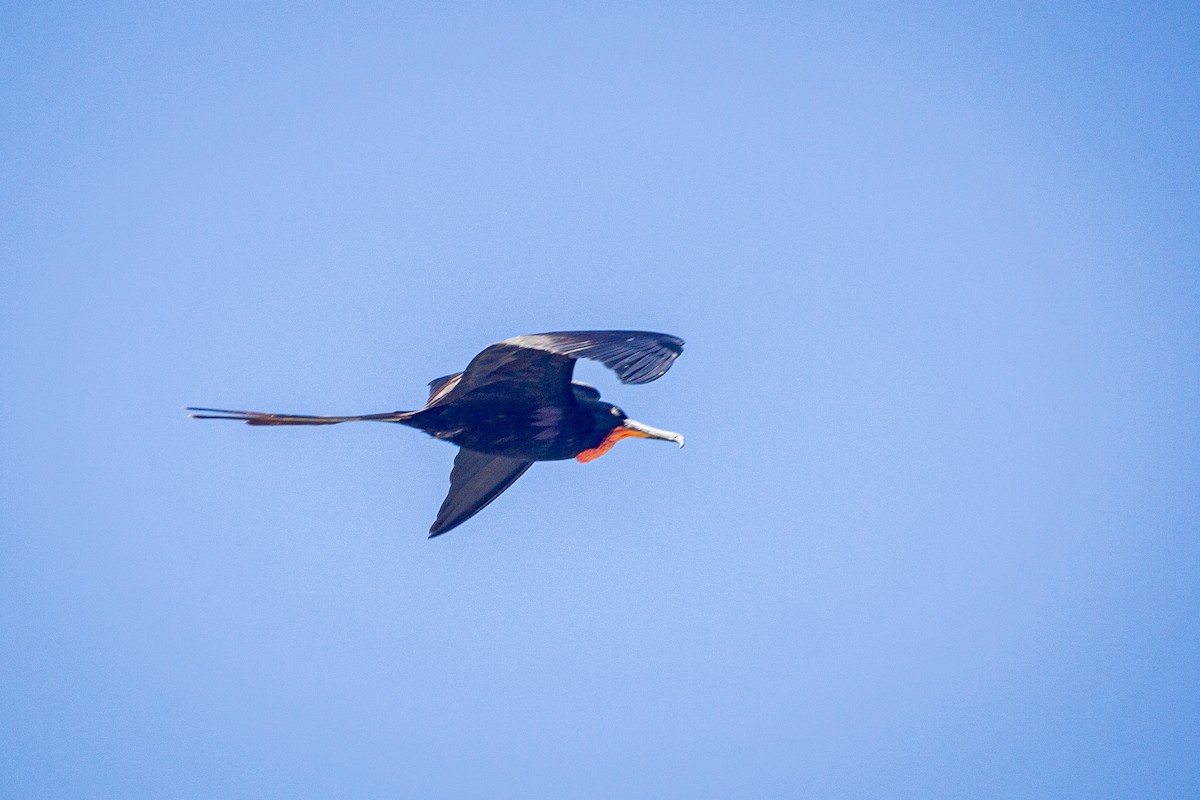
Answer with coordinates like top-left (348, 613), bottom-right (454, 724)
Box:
top-left (189, 330), bottom-right (685, 537)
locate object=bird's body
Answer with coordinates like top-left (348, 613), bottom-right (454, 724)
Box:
top-left (190, 330), bottom-right (685, 537)
top-left (406, 390), bottom-right (589, 460)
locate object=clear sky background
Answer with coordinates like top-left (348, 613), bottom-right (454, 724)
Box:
top-left (3, 3), bottom-right (1198, 798)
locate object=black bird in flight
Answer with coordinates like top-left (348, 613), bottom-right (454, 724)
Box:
top-left (189, 330), bottom-right (685, 537)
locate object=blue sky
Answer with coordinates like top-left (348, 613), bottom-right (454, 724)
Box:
top-left (3, 3), bottom-right (1198, 797)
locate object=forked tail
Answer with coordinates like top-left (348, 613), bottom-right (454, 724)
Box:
top-left (186, 407), bottom-right (418, 426)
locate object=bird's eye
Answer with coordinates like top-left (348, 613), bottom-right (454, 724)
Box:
top-left (611, 408), bottom-right (621, 416)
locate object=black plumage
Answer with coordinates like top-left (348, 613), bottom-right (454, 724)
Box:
top-left (190, 330), bottom-right (685, 537)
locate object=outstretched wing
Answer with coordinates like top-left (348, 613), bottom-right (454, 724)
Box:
top-left (433, 330), bottom-right (684, 407)
top-left (502, 331), bottom-right (684, 385)
top-left (429, 448), bottom-right (534, 537)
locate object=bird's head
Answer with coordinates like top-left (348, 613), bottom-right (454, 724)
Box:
top-left (576, 400), bottom-right (685, 463)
